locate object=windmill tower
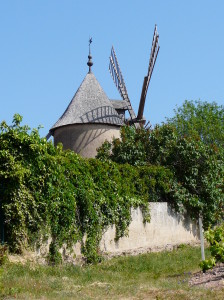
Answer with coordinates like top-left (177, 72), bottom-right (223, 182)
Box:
top-left (47, 26), bottom-right (159, 158)
top-left (109, 25), bottom-right (160, 127)
top-left (47, 39), bottom-right (124, 158)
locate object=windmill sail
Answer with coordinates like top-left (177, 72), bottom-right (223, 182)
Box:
top-left (137, 25), bottom-right (160, 121)
top-left (109, 46), bottom-right (136, 121)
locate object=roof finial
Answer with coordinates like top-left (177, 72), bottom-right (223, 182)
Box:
top-left (87, 37), bottom-right (93, 73)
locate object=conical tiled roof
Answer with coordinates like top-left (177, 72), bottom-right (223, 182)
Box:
top-left (50, 73), bottom-right (123, 132)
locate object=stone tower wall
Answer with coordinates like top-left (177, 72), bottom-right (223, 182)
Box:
top-left (53, 123), bottom-right (120, 158)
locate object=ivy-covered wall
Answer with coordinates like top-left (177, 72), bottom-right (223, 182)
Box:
top-left (0, 115), bottom-right (172, 263)
top-left (1, 114), bottom-right (223, 263)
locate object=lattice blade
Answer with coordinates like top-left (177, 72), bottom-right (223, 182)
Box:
top-left (137, 25), bottom-right (160, 121)
top-left (109, 46), bottom-right (136, 121)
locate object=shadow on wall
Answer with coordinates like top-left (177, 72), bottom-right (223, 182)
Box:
top-left (167, 204), bottom-right (199, 238)
top-left (54, 124), bottom-right (120, 158)
top-left (54, 124), bottom-right (114, 157)
top-left (53, 105), bottom-right (122, 157)
top-left (79, 106), bottom-right (123, 125)
top-left (75, 126), bottom-right (110, 155)
top-left (76, 106), bottom-right (122, 156)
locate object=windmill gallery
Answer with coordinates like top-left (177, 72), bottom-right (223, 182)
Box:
top-left (46, 26), bottom-right (160, 158)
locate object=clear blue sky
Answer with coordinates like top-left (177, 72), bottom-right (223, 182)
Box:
top-left (0, 0), bottom-right (224, 137)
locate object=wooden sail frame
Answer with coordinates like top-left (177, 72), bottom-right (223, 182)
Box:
top-left (109, 24), bottom-right (160, 127)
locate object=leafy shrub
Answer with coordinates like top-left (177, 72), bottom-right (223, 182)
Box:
top-left (96, 125), bottom-right (150, 166)
top-left (48, 241), bottom-right (62, 265)
top-left (97, 124), bottom-right (224, 228)
top-left (199, 257), bottom-right (216, 272)
top-left (200, 223), bottom-right (224, 272)
top-left (0, 115), bottom-right (171, 263)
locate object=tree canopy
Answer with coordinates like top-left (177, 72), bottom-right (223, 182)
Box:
top-left (97, 100), bottom-right (224, 227)
top-left (166, 100), bottom-right (224, 149)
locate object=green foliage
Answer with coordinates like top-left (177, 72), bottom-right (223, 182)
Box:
top-left (1, 105), bottom-right (223, 263)
top-left (96, 125), bottom-right (150, 166)
top-left (166, 100), bottom-right (224, 148)
top-left (199, 257), bottom-right (216, 272)
top-left (0, 115), bottom-right (171, 263)
top-left (97, 121), bottom-right (224, 227)
top-left (199, 223), bottom-right (224, 272)
top-left (148, 125), bottom-right (224, 227)
top-left (48, 242), bottom-right (62, 265)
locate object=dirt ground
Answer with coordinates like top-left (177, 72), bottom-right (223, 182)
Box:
top-left (189, 263), bottom-right (224, 289)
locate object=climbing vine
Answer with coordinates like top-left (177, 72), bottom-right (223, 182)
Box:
top-left (0, 115), bottom-right (171, 263)
top-left (1, 113), bottom-right (223, 263)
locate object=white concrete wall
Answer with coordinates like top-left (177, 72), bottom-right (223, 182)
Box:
top-left (35, 203), bottom-right (199, 263)
top-left (99, 203), bottom-right (199, 256)
top-left (53, 123), bottom-right (120, 158)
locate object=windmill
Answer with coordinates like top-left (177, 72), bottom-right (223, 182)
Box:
top-left (109, 25), bottom-right (160, 128)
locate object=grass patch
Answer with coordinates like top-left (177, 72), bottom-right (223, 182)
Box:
top-left (0, 245), bottom-right (223, 299)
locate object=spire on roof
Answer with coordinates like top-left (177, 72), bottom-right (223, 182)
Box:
top-left (87, 37), bottom-right (93, 73)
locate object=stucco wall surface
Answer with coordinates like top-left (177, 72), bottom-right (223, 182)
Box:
top-left (99, 202), bottom-right (199, 256)
top-left (53, 123), bottom-right (120, 158)
top-left (34, 202), bottom-right (199, 263)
